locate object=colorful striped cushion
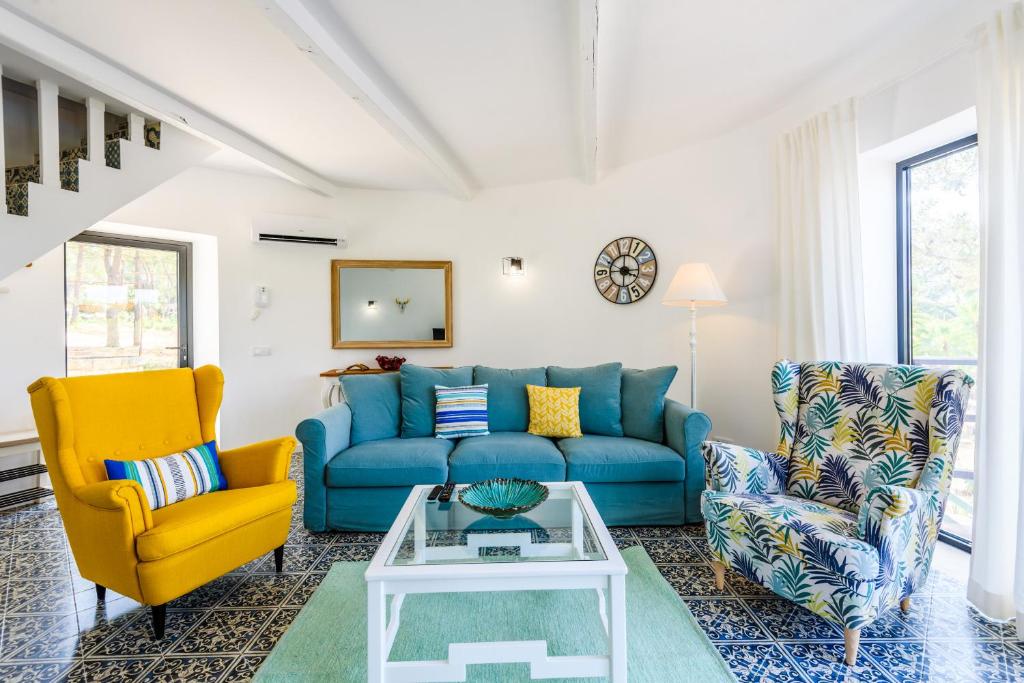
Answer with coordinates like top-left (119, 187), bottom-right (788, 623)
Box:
top-left (434, 384), bottom-right (489, 439)
top-left (103, 441), bottom-right (227, 510)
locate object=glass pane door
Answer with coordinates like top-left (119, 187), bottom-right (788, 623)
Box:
top-left (65, 232), bottom-right (191, 376)
top-left (897, 136), bottom-right (979, 547)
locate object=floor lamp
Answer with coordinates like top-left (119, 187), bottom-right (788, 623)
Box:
top-left (662, 263), bottom-right (728, 409)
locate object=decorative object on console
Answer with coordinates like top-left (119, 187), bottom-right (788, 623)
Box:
top-left (375, 355), bottom-right (406, 371)
top-left (458, 478), bottom-right (549, 519)
top-left (344, 363), bottom-right (371, 372)
top-left (434, 384), bottom-right (490, 439)
top-left (525, 384), bottom-right (582, 438)
top-left (501, 256), bottom-right (526, 276)
top-left (594, 236), bottom-right (657, 304)
top-left (661, 262), bottom-right (727, 408)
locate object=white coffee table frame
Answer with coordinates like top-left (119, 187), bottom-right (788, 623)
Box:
top-left (365, 481), bottom-right (628, 683)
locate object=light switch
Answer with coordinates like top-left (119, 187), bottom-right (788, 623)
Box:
top-left (251, 346), bottom-right (272, 357)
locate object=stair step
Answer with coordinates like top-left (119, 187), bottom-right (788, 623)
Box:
top-left (0, 487), bottom-right (53, 510)
top-left (0, 464), bottom-right (47, 483)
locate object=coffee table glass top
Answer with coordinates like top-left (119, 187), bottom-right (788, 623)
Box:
top-left (386, 483), bottom-right (608, 566)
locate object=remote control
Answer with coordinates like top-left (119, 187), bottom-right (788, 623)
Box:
top-left (438, 482), bottom-right (455, 503)
top-left (427, 485), bottom-right (443, 501)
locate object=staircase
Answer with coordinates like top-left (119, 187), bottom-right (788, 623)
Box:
top-left (0, 76), bottom-right (216, 280)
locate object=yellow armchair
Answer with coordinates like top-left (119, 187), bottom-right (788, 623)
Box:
top-left (27, 365), bottom-right (296, 638)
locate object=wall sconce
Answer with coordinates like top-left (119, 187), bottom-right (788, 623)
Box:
top-left (502, 256), bottom-right (526, 276)
top-left (367, 300), bottom-right (378, 310)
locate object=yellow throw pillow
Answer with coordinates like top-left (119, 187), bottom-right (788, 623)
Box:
top-left (526, 385), bottom-right (583, 438)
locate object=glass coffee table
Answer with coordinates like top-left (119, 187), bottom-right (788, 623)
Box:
top-left (365, 481), bottom-right (628, 682)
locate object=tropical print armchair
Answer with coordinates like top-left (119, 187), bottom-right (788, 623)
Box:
top-left (701, 360), bottom-right (973, 665)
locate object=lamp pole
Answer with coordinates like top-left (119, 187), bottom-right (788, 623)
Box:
top-left (689, 302), bottom-right (698, 408)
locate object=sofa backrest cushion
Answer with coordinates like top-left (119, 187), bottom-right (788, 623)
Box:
top-left (784, 361), bottom-right (959, 513)
top-left (340, 373), bottom-right (402, 445)
top-left (621, 366), bottom-right (678, 442)
top-left (473, 366), bottom-right (546, 432)
top-left (547, 363), bottom-right (623, 437)
top-left (400, 365), bottom-right (474, 438)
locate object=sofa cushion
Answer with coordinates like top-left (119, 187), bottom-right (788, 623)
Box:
top-left (558, 435), bottom-right (684, 483)
top-left (339, 373), bottom-right (401, 445)
top-left (137, 481), bottom-right (296, 561)
top-left (400, 365), bottom-right (474, 438)
top-left (547, 363), bottom-right (623, 436)
top-left (325, 437), bottom-right (452, 487)
top-left (473, 366), bottom-right (546, 432)
top-left (621, 366), bottom-right (678, 442)
top-left (449, 432), bottom-right (566, 483)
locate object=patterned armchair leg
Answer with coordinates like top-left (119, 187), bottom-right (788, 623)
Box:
top-left (844, 629), bottom-right (860, 666)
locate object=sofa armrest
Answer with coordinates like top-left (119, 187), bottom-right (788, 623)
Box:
top-left (296, 403), bottom-right (352, 532)
top-left (857, 484), bottom-right (937, 549)
top-left (664, 399), bottom-right (712, 523)
top-left (74, 479), bottom-right (153, 537)
top-left (219, 436), bottom-right (296, 489)
top-left (702, 440), bottom-right (787, 495)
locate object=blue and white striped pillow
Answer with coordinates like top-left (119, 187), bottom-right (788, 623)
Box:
top-left (434, 384), bottom-right (489, 439)
top-left (103, 441), bottom-right (227, 510)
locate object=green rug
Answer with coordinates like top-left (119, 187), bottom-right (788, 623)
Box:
top-left (256, 547), bottom-right (735, 682)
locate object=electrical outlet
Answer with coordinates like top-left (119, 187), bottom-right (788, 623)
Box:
top-left (251, 346), bottom-right (272, 357)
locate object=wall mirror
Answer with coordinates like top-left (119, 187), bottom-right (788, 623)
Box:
top-left (331, 260), bottom-right (453, 348)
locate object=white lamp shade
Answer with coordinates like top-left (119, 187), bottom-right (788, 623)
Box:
top-left (661, 262), bottom-right (728, 307)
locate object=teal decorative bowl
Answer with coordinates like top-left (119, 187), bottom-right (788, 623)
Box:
top-left (458, 478), bottom-right (549, 519)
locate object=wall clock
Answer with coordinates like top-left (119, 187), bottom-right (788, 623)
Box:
top-left (593, 237), bottom-right (657, 304)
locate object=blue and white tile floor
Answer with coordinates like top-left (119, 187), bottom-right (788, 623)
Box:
top-left (0, 457), bottom-right (1019, 681)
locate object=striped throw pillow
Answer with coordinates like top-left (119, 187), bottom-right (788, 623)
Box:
top-left (104, 441), bottom-right (227, 510)
top-left (434, 384), bottom-right (489, 439)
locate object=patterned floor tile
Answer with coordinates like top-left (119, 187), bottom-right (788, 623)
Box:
top-left (166, 575), bottom-right (241, 610)
top-left (782, 642), bottom-right (892, 681)
top-left (223, 654), bottom-right (266, 681)
top-left (716, 642), bottom-right (806, 682)
top-left (659, 563), bottom-right (732, 597)
top-left (8, 552), bottom-right (68, 579)
top-left (6, 579), bottom-right (76, 615)
top-left (685, 598), bottom-right (772, 641)
top-left (144, 655), bottom-right (235, 682)
top-left (249, 609), bottom-right (300, 653)
top-left (169, 609), bottom-right (272, 655)
top-left (744, 598), bottom-right (844, 641)
top-left (285, 573), bottom-right (326, 607)
top-left (641, 538), bottom-right (705, 564)
top-left (631, 525), bottom-right (688, 539)
top-left (0, 660), bottom-right (76, 682)
top-left (861, 641), bottom-right (965, 682)
top-left (62, 656), bottom-right (155, 682)
top-left (311, 543), bottom-right (376, 570)
top-left (220, 574), bottom-right (304, 609)
top-left (87, 609), bottom-right (204, 658)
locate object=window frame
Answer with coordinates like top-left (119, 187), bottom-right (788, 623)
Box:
top-left (895, 133), bottom-right (978, 553)
top-left (65, 231), bottom-right (193, 374)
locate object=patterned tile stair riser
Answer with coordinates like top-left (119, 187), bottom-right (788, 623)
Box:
top-left (0, 456), bottom-right (1018, 682)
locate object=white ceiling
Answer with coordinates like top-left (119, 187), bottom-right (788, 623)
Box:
top-left (0, 0), bottom-right (991, 195)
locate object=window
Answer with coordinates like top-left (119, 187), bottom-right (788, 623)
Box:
top-left (896, 134), bottom-right (979, 550)
top-left (65, 232), bottom-right (192, 376)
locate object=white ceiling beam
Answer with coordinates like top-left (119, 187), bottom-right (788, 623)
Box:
top-left (0, 3), bottom-right (340, 196)
top-left (577, 0), bottom-right (600, 184)
top-left (260, 0), bottom-right (477, 200)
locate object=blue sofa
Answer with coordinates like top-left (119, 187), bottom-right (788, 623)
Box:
top-left (296, 363), bottom-right (711, 531)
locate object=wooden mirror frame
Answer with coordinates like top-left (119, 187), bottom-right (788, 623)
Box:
top-left (331, 259), bottom-right (453, 349)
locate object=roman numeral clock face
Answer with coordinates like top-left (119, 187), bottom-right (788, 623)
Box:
top-left (593, 237), bottom-right (657, 304)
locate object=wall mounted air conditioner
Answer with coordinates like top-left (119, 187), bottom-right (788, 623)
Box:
top-left (251, 213), bottom-right (347, 247)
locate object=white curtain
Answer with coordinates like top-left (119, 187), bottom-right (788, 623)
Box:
top-left (968, 2), bottom-right (1024, 638)
top-left (776, 99), bottom-right (868, 362)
